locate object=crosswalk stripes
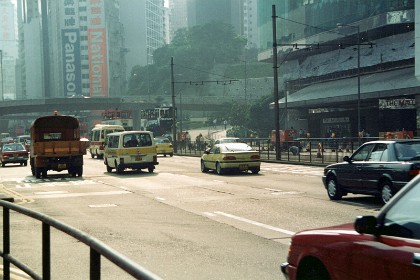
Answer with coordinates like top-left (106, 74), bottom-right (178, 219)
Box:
top-left (261, 165), bottom-right (323, 177)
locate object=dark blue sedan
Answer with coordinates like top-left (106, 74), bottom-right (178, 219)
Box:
top-left (322, 140), bottom-right (420, 204)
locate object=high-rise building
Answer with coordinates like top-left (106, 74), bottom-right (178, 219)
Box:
top-left (186, 0), bottom-right (241, 34)
top-left (242, 0), bottom-right (259, 49)
top-left (0, 0), bottom-right (18, 100)
top-left (120, 0), bottom-right (165, 77)
top-left (168, 0), bottom-right (188, 42)
top-left (17, 0), bottom-right (127, 98)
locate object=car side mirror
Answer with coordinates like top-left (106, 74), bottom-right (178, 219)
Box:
top-left (204, 148), bottom-right (211, 154)
top-left (343, 155), bottom-right (351, 162)
top-left (354, 215), bottom-right (377, 235)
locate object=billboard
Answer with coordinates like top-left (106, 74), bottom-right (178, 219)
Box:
top-left (87, 0), bottom-right (108, 97)
top-left (61, 0), bottom-right (82, 97)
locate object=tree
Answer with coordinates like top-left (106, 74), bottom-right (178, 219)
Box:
top-left (127, 22), bottom-right (247, 96)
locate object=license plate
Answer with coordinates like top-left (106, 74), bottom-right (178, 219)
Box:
top-left (135, 156), bottom-right (142, 161)
top-left (239, 164), bottom-right (247, 171)
top-left (58, 164), bottom-right (66, 169)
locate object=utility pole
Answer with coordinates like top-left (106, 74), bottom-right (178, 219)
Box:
top-left (272, 5), bottom-right (281, 160)
top-left (171, 57), bottom-right (177, 152)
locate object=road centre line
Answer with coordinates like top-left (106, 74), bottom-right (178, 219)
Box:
top-left (213, 211), bottom-right (295, 235)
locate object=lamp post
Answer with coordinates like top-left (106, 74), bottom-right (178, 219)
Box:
top-left (338, 23), bottom-right (361, 139)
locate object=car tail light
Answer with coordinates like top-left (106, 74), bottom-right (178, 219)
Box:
top-left (3, 155), bottom-right (10, 159)
top-left (223, 156), bottom-right (236, 160)
top-left (409, 164), bottom-right (420, 176)
top-left (409, 169), bottom-right (420, 176)
top-left (251, 155), bottom-right (260, 160)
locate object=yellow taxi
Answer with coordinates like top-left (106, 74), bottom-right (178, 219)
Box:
top-left (154, 137), bottom-right (174, 157)
top-left (201, 142), bottom-right (260, 175)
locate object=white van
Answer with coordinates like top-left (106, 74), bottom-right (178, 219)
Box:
top-left (89, 124), bottom-right (124, 159)
top-left (104, 131), bottom-right (158, 173)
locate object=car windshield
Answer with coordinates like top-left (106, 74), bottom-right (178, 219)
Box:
top-left (383, 180), bottom-right (420, 239)
top-left (394, 142), bottom-right (420, 161)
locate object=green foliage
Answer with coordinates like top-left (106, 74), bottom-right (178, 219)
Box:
top-left (226, 95), bottom-right (273, 138)
top-left (127, 22), bottom-right (247, 96)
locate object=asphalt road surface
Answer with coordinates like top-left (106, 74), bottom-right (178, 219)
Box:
top-left (0, 154), bottom-right (383, 279)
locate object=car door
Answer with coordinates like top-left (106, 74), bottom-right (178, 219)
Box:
top-left (347, 186), bottom-right (420, 279)
top-left (338, 143), bottom-right (375, 190)
top-left (360, 143), bottom-right (389, 193)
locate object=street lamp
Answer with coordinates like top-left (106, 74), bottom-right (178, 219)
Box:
top-left (338, 23), bottom-right (361, 139)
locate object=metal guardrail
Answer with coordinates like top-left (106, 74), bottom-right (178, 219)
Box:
top-left (0, 199), bottom-right (162, 280)
top-left (175, 137), bottom-right (371, 165)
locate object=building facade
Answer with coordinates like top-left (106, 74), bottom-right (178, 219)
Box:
top-left (258, 0), bottom-right (419, 138)
top-left (0, 0), bottom-right (18, 100)
top-left (17, 0), bottom-right (127, 99)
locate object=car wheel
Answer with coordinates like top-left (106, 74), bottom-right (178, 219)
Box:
top-left (201, 160), bottom-right (209, 173)
top-left (326, 175), bottom-right (342, 200)
top-left (1, 162), bottom-right (5, 167)
top-left (170, 153), bottom-right (173, 157)
top-left (98, 154), bottom-right (104, 159)
top-left (106, 161), bottom-right (112, 172)
top-left (41, 169), bottom-right (47, 178)
top-left (251, 167), bottom-right (260, 174)
top-left (148, 166), bottom-right (154, 173)
top-left (216, 162), bottom-right (224, 175)
top-left (297, 258), bottom-right (330, 280)
top-left (380, 180), bottom-right (394, 204)
top-left (35, 168), bottom-right (41, 179)
top-left (24, 161), bottom-right (27, 166)
top-left (116, 161), bottom-right (124, 174)
top-left (90, 152), bottom-right (95, 159)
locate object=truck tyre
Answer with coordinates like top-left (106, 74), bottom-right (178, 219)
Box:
top-left (41, 169), bottom-right (47, 178)
top-left (77, 166), bottom-right (83, 177)
top-left (148, 166), bottom-right (154, 173)
top-left (35, 168), bottom-right (41, 179)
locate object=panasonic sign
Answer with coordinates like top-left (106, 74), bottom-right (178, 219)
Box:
top-left (62, 30), bottom-right (82, 97)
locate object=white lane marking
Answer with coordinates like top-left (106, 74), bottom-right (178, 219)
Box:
top-left (264, 188), bottom-right (282, 192)
top-left (203, 212), bottom-right (216, 217)
top-left (30, 190), bottom-right (131, 199)
top-left (34, 191), bottom-right (68, 195)
top-left (214, 211), bottom-right (295, 235)
top-left (213, 180), bottom-right (225, 183)
top-left (156, 197), bottom-right (166, 201)
top-left (88, 204), bottom-right (118, 208)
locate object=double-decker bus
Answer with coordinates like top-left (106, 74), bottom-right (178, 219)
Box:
top-left (141, 106), bottom-right (175, 136)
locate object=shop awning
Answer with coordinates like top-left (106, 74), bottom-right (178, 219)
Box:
top-left (271, 67), bottom-right (420, 109)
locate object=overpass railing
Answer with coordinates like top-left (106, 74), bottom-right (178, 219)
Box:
top-left (0, 199), bottom-right (161, 280)
top-left (175, 137), bottom-right (377, 165)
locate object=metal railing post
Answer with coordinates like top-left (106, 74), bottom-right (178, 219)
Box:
top-left (42, 223), bottom-right (51, 280)
top-left (90, 249), bottom-right (101, 280)
top-left (3, 207), bottom-right (10, 280)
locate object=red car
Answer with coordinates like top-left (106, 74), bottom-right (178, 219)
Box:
top-left (281, 175), bottom-right (420, 280)
top-left (0, 143), bottom-right (29, 167)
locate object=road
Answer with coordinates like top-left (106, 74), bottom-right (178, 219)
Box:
top-left (0, 155), bottom-right (383, 279)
